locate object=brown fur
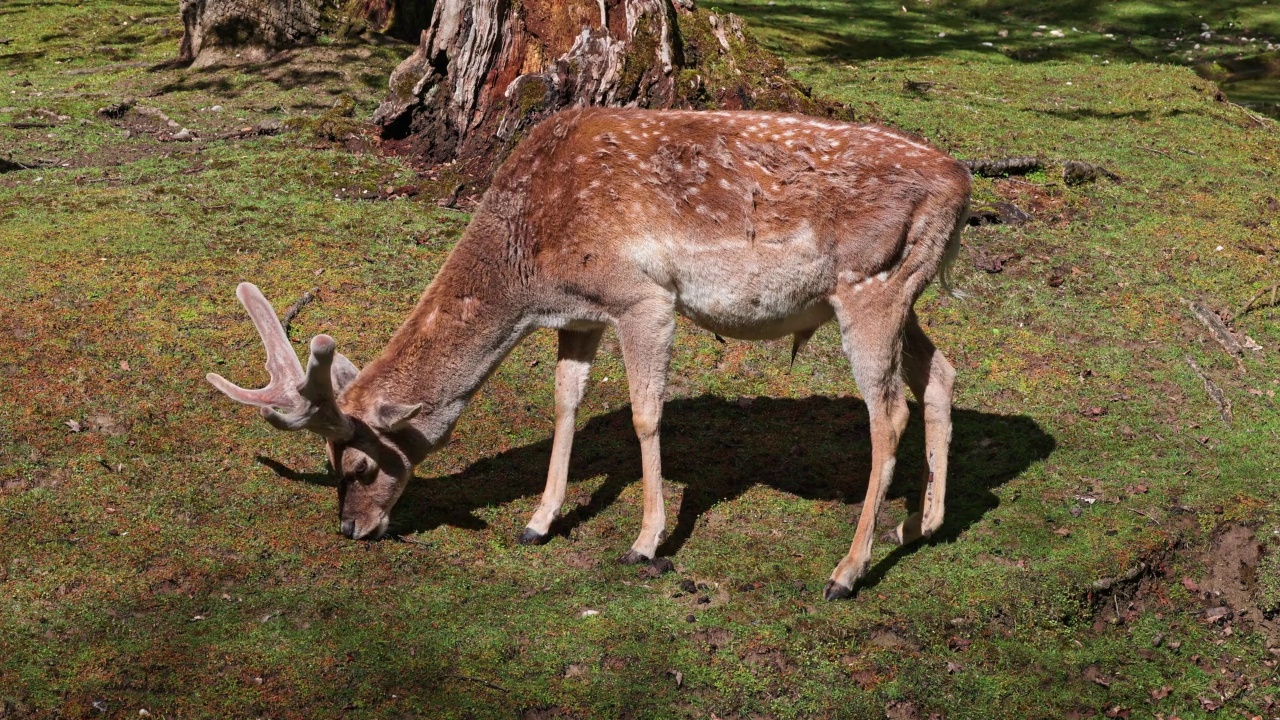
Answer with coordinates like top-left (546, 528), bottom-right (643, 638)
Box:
top-left (210, 107), bottom-right (971, 599)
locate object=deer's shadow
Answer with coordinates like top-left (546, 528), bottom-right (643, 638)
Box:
top-left (262, 394), bottom-right (1054, 589)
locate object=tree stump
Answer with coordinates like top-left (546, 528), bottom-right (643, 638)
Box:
top-left (178, 0), bottom-right (431, 67)
top-left (372, 0), bottom-right (842, 178)
top-left (179, 0), bottom-right (325, 67)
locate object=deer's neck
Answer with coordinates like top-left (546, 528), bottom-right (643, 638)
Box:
top-left (345, 233), bottom-right (528, 462)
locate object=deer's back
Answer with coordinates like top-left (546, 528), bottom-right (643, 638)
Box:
top-left (479, 108), bottom-right (970, 337)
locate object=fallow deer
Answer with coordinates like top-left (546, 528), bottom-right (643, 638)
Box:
top-left (207, 107), bottom-right (970, 600)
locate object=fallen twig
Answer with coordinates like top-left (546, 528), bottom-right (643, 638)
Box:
top-left (1126, 507), bottom-right (1161, 525)
top-left (1186, 356), bottom-right (1233, 424)
top-left (1092, 563), bottom-right (1146, 592)
top-left (1187, 301), bottom-right (1243, 363)
top-left (280, 287), bottom-right (319, 337)
top-left (444, 674), bottom-right (508, 693)
top-left (1236, 282), bottom-right (1280, 321)
top-left (1136, 145), bottom-right (1171, 158)
top-left (1228, 100), bottom-right (1274, 128)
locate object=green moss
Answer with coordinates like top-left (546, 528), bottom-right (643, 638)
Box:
top-left (5, 0), bottom-right (1280, 717)
top-left (516, 76), bottom-right (549, 116)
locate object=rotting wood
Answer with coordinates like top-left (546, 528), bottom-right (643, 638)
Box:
top-left (1188, 300), bottom-right (1244, 363)
top-left (962, 157), bottom-right (1041, 178)
top-left (1061, 160), bottom-right (1120, 185)
top-left (1186, 356), bottom-right (1234, 424)
top-left (1092, 563), bottom-right (1146, 592)
top-left (280, 287), bottom-right (319, 337)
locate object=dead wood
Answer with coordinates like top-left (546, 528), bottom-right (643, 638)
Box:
top-left (1236, 282), bottom-right (1280, 320)
top-left (1185, 356), bottom-right (1234, 424)
top-left (280, 287), bottom-right (319, 337)
top-left (967, 201), bottom-right (1030, 226)
top-left (962, 157), bottom-right (1041, 178)
top-left (1092, 563), bottom-right (1147, 592)
top-left (1188, 301), bottom-right (1244, 362)
top-left (1062, 160), bottom-right (1120, 185)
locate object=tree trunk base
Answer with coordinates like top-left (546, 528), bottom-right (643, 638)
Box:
top-left (179, 0), bottom-right (325, 67)
top-left (373, 0), bottom-right (849, 182)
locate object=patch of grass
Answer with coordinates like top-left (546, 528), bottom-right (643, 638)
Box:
top-left (3, 0), bottom-right (1280, 718)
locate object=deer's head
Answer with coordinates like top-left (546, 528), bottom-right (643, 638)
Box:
top-left (206, 283), bottom-right (422, 540)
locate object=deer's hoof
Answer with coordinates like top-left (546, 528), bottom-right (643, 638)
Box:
top-left (618, 549), bottom-right (650, 565)
top-left (881, 528), bottom-right (903, 546)
top-left (517, 527), bottom-right (549, 546)
top-left (823, 579), bottom-right (854, 602)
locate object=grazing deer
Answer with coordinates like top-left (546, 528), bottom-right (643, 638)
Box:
top-left (207, 107), bottom-right (970, 600)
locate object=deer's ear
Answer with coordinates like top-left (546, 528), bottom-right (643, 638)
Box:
top-left (371, 401), bottom-right (422, 432)
top-left (332, 352), bottom-right (359, 393)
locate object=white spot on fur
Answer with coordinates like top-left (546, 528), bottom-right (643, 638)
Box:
top-left (876, 271), bottom-right (889, 282)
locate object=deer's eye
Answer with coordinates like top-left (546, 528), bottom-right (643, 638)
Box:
top-left (351, 456), bottom-right (371, 477)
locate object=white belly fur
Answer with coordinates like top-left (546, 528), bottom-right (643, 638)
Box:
top-left (633, 225), bottom-right (837, 341)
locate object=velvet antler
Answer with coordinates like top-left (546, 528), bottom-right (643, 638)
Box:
top-left (206, 283), bottom-right (357, 440)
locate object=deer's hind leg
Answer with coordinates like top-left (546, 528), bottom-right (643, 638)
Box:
top-left (518, 327), bottom-right (604, 545)
top-left (824, 282), bottom-right (912, 601)
top-left (894, 312), bottom-right (954, 546)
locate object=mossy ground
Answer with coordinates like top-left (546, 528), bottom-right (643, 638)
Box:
top-left (3, 0), bottom-right (1280, 718)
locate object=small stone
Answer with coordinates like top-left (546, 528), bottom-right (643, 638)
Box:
top-left (209, 105), bottom-right (223, 112)
top-left (685, 614), bottom-right (696, 623)
top-left (172, 128), bottom-right (193, 141)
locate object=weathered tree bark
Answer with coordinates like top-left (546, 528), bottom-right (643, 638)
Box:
top-left (179, 0), bottom-right (325, 67)
top-left (178, 0), bottom-right (432, 67)
top-left (372, 0), bottom-right (842, 178)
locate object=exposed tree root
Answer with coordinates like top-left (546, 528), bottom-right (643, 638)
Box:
top-left (1188, 300), bottom-right (1244, 364)
top-left (1186, 356), bottom-right (1234, 424)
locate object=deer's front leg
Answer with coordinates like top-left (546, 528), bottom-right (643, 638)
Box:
top-left (519, 327), bottom-right (604, 545)
top-left (614, 299), bottom-right (675, 564)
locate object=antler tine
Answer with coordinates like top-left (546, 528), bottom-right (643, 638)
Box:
top-left (259, 334), bottom-right (354, 439)
top-left (205, 282), bottom-right (305, 409)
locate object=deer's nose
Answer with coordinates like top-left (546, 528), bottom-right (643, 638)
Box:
top-left (340, 519), bottom-right (355, 538)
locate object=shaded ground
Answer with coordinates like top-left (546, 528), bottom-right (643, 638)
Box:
top-left (3, 0), bottom-right (1280, 718)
